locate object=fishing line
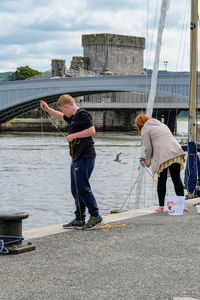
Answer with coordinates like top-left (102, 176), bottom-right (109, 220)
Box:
top-left (140, 162), bottom-right (158, 207)
top-left (40, 109), bottom-right (84, 222)
top-left (120, 160), bottom-right (157, 210)
top-left (40, 108), bottom-right (49, 212)
top-left (140, 162), bottom-right (158, 184)
top-left (120, 149), bottom-right (142, 210)
top-left (125, 151), bottom-right (139, 210)
top-left (120, 176), bottom-right (139, 210)
top-left (41, 108), bottom-right (127, 231)
top-left (69, 139), bottom-right (84, 222)
top-left (42, 110), bottom-right (66, 138)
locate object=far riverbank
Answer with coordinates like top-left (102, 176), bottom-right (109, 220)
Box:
top-left (0, 117), bottom-right (136, 132)
top-left (0, 117), bottom-right (188, 133)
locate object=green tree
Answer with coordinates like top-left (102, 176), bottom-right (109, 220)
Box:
top-left (9, 66), bottom-right (42, 81)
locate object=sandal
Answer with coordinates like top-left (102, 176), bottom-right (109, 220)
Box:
top-left (155, 207), bottom-right (164, 213)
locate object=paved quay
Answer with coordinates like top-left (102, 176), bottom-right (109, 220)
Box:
top-left (1, 199), bottom-right (200, 300)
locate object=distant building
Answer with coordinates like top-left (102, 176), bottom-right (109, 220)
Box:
top-left (51, 59), bottom-right (66, 78)
top-left (53, 34), bottom-right (145, 77)
top-left (81, 33), bottom-right (145, 75)
top-left (49, 34), bottom-right (146, 131)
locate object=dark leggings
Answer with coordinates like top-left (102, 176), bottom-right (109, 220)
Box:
top-left (157, 163), bottom-right (184, 207)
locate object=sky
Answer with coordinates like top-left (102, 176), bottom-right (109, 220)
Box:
top-left (0, 0), bottom-right (196, 73)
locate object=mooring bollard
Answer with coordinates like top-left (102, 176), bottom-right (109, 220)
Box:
top-left (0, 212), bottom-right (35, 254)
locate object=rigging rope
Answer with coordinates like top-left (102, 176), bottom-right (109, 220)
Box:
top-left (166, 0), bottom-right (190, 129)
top-left (146, 0), bottom-right (160, 70)
top-left (180, 0), bottom-right (190, 72)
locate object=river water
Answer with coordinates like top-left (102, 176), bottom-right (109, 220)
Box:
top-left (0, 120), bottom-right (188, 230)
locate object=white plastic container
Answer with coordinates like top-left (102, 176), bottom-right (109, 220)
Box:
top-left (196, 205), bottom-right (200, 214)
top-left (166, 196), bottom-right (185, 215)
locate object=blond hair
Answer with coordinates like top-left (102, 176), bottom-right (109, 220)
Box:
top-left (57, 94), bottom-right (75, 107)
top-left (135, 114), bottom-right (151, 132)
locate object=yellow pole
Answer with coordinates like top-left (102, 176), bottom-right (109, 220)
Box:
top-left (188, 0), bottom-right (198, 143)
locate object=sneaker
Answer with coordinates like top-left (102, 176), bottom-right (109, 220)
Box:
top-left (63, 219), bottom-right (85, 229)
top-left (82, 216), bottom-right (103, 230)
top-left (155, 207), bottom-right (164, 213)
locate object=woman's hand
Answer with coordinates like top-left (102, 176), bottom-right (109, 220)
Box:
top-left (40, 100), bottom-right (49, 112)
top-left (145, 162), bottom-right (151, 168)
top-left (140, 157), bottom-right (151, 168)
top-left (140, 157), bottom-right (146, 163)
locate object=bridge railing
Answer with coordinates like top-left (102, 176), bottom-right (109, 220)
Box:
top-left (0, 74), bottom-right (196, 116)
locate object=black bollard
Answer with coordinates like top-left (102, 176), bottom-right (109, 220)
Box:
top-left (0, 212), bottom-right (35, 254)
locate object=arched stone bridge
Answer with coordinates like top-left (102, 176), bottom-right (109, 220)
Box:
top-left (0, 74), bottom-right (198, 125)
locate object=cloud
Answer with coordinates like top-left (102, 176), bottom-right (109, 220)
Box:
top-left (85, 0), bottom-right (141, 11)
top-left (0, 0), bottom-right (51, 12)
top-left (0, 0), bottom-right (195, 72)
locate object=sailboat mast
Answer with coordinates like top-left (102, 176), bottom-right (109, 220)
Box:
top-left (188, 0), bottom-right (198, 143)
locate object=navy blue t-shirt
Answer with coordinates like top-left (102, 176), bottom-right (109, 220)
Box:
top-left (63, 108), bottom-right (96, 161)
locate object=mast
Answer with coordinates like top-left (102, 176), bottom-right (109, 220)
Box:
top-left (188, 0), bottom-right (198, 143)
top-left (146, 0), bottom-right (170, 117)
top-left (185, 0), bottom-right (199, 197)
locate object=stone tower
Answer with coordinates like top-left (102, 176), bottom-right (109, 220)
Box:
top-left (51, 59), bottom-right (66, 77)
top-left (82, 33), bottom-right (145, 75)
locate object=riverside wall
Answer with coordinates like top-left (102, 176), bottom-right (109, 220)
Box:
top-left (0, 109), bottom-right (137, 132)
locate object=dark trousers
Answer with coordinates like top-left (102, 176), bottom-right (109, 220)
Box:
top-left (157, 163), bottom-right (184, 207)
top-left (71, 156), bottom-right (99, 220)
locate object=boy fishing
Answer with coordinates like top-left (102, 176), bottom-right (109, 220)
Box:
top-left (40, 94), bottom-right (102, 230)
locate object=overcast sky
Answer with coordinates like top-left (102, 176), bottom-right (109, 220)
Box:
top-left (0, 0), bottom-right (195, 73)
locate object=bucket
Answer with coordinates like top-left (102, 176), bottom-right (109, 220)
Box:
top-left (196, 205), bottom-right (200, 214)
top-left (166, 196), bottom-right (185, 216)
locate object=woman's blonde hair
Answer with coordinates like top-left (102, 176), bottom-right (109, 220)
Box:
top-left (57, 94), bottom-right (75, 107)
top-left (135, 114), bottom-right (151, 132)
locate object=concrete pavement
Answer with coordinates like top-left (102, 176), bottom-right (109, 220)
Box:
top-left (1, 199), bottom-right (200, 300)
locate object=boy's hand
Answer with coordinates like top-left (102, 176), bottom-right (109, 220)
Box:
top-left (40, 100), bottom-right (49, 111)
top-left (66, 134), bottom-right (76, 143)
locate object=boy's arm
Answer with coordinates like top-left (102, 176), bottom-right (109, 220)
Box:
top-left (66, 126), bottom-right (95, 142)
top-left (40, 100), bottom-right (64, 121)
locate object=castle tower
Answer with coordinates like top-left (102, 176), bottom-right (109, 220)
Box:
top-left (51, 59), bottom-right (66, 78)
top-left (82, 33), bottom-right (145, 75)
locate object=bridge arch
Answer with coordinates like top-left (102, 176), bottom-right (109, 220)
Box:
top-left (0, 74), bottom-right (195, 125)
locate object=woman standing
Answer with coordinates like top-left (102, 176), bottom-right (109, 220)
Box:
top-left (135, 114), bottom-right (187, 212)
